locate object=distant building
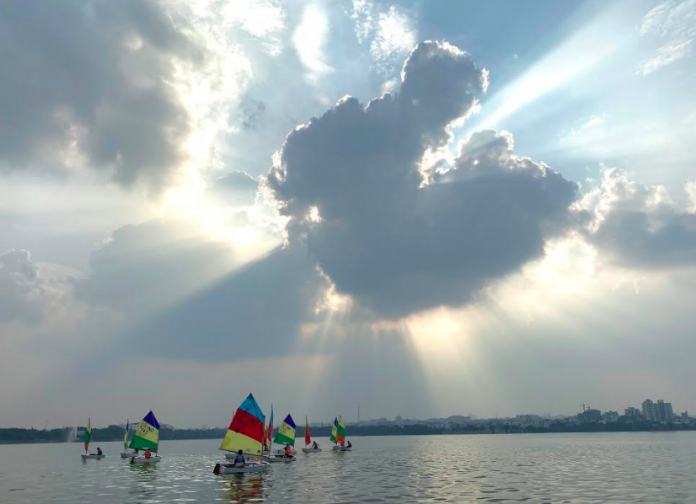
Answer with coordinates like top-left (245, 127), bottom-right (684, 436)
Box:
top-left (624, 407), bottom-right (642, 419)
top-left (642, 400), bottom-right (659, 422)
top-left (578, 408), bottom-right (602, 423)
top-left (642, 399), bottom-right (674, 422)
top-left (602, 411), bottom-right (619, 423)
top-left (656, 400), bottom-right (674, 422)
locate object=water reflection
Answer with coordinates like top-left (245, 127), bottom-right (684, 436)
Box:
top-left (221, 474), bottom-right (265, 503)
top-left (127, 463), bottom-right (158, 502)
top-left (2, 435), bottom-right (696, 503)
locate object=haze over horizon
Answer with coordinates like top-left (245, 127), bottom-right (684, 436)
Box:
top-left (2, 0), bottom-right (696, 430)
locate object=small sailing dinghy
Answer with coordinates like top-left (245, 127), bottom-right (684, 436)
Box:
top-left (331, 416), bottom-right (351, 451)
top-left (81, 418), bottom-right (105, 460)
top-left (266, 414), bottom-right (297, 462)
top-left (129, 411), bottom-right (162, 464)
top-left (301, 416), bottom-right (322, 453)
top-left (214, 393), bottom-right (270, 475)
top-left (120, 420), bottom-right (137, 458)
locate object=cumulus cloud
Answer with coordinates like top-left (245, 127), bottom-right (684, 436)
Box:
top-left (584, 168), bottom-right (696, 268)
top-left (0, 0), bottom-right (200, 188)
top-left (0, 0), bottom-right (261, 193)
top-left (268, 41), bottom-right (579, 318)
top-left (638, 0), bottom-right (695, 75)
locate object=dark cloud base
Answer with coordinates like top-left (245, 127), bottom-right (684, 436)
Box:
top-left (268, 41), bottom-right (579, 319)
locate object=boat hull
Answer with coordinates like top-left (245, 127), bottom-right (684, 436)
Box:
top-left (120, 451), bottom-right (137, 459)
top-left (214, 462), bottom-right (269, 475)
top-left (130, 456), bottom-right (161, 464)
top-left (340, 447), bottom-right (352, 451)
top-left (265, 455), bottom-right (296, 463)
top-left (81, 454), bottom-right (105, 460)
top-left (301, 447), bottom-right (322, 453)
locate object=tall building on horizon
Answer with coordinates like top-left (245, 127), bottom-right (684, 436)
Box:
top-left (642, 399), bottom-right (674, 422)
top-left (657, 400), bottom-right (674, 422)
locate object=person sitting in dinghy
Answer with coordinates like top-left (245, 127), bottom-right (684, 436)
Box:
top-left (144, 448), bottom-right (152, 459)
top-left (347, 441), bottom-right (352, 449)
top-left (284, 445), bottom-right (293, 458)
top-left (232, 449), bottom-right (245, 467)
top-left (312, 441), bottom-right (320, 449)
top-left (97, 447), bottom-right (103, 456)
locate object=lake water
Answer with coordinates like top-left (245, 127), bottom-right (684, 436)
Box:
top-left (1, 433), bottom-right (695, 503)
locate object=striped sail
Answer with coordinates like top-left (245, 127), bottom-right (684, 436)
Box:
top-left (273, 414), bottom-right (296, 446)
top-left (336, 415), bottom-right (346, 444)
top-left (330, 417), bottom-right (338, 443)
top-left (220, 394), bottom-right (265, 455)
top-left (129, 411), bottom-right (160, 451)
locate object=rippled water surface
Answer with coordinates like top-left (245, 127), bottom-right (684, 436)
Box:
top-left (2, 433), bottom-right (696, 503)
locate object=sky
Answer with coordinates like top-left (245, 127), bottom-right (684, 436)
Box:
top-left (1, 0), bottom-right (695, 429)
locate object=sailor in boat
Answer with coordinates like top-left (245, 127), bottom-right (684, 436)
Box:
top-left (283, 445), bottom-right (293, 458)
top-left (312, 441), bottom-right (320, 449)
top-left (347, 441), bottom-right (352, 449)
top-left (232, 449), bottom-right (246, 467)
top-left (144, 448), bottom-right (152, 459)
top-left (97, 447), bottom-right (103, 456)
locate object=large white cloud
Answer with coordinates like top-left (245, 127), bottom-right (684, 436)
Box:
top-left (268, 41), bottom-right (580, 318)
top-left (583, 168), bottom-right (696, 269)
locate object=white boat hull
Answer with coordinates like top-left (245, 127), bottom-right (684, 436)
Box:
top-left (130, 455), bottom-right (161, 464)
top-left (340, 447), bottom-right (352, 451)
top-left (81, 454), bottom-right (105, 460)
top-left (120, 451), bottom-right (138, 459)
top-left (301, 447), bottom-right (322, 453)
top-left (214, 462), bottom-right (269, 474)
top-left (270, 448), bottom-right (296, 456)
top-left (265, 455), bottom-right (296, 463)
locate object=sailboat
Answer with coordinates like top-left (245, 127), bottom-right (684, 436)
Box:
top-left (80, 418), bottom-right (104, 460)
top-left (129, 411), bottom-right (162, 464)
top-left (337, 416), bottom-right (351, 451)
top-left (266, 414), bottom-right (297, 462)
top-left (330, 417), bottom-right (339, 451)
top-left (331, 416), bottom-right (350, 451)
top-left (301, 416), bottom-right (322, 453)
top-left (120, 420), bottom-right (136, 458)
top-left (214, 393), bottom-right (270, 475)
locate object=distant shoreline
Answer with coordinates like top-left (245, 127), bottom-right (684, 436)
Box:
top-left (2, 423), bottom-right (695, 445)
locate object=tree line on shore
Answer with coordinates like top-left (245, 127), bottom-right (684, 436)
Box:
top-left (2, 421), bottom-right (695, 444)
